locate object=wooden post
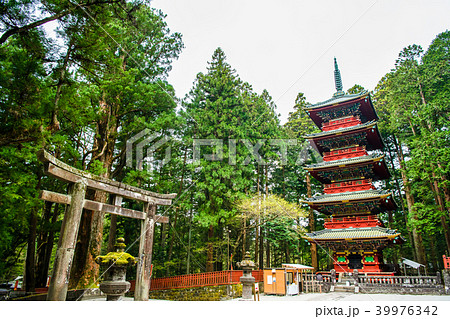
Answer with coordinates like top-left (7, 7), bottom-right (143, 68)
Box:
top-left (300, 269), bottom-right (304, 292)
top-left (47, 180), bottom-right (87, 301)
top-left (312, 273), bottom-right (315, 292)
top-left (307, 173), bottom-right (318, 272)
top-left (107, 195), bottom-right (123, 252)
top-left (135, 203), bottom-right (156, 301)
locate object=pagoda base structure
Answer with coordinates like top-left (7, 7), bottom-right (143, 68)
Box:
top-left (304, 224), bottom-right (402, 274)
top-left (332, 251), bottom-right (383, 273)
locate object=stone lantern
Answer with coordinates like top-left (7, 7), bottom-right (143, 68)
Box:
top-left (237, 251), bottom-right (256, 301)
top-left (95, 238), bottom-right (136, 301)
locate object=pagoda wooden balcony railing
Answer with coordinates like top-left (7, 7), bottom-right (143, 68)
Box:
top-left (324, 215), bottom-right (382, 229)
top-left (317, 132), bottom-right (368, 152)
top-left (321, 116), bottom-right (361, 132)
top-left (323, 179), bottom-right (375, 194)
top-left (323, 146), bottom-right (367, 161)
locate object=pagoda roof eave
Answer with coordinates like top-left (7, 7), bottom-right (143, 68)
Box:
top-left (304, 91), bottom-right (370, 111)
top-left (306, 154), bottom-right (392, 184)
top-left (303, 92), bottom-right (378, 128)
top-left (301, 189), bottom-right (393, 205)
top-left (303, 120), bottom-right (377, 139)
top-left (306, 121), bottom-right (385, 155)
top-left (303, 226), bottom-right (404, 242)
top-left (305, 154), bottom-right (385, 171)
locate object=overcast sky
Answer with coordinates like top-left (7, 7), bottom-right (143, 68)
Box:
top-left (151, 0), bottom-right (449, 124)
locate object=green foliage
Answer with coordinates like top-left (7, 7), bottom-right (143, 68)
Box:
top-left (285, 92), bottom-right (318, 139)
top-left (237, 194), bottom-right (307, 222)
top-left (0, 0), bottom-right (184, 282)
top-left (184, 48), bottom-right (278, 228)
top-left (346, 84), bottom-right (366, 94)
top-left (373, 30), bottom-right (450, 268)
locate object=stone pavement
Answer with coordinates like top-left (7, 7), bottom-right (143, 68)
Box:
top-left (83, 292), bottom-right (450, 301)
top-left (230, 292), bottom-right (450, 301)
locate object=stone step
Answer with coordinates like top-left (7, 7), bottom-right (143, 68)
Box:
top-left (332, 285), bottom-right (357, 293)
top-left (336, 281), bottom-right (355, 286)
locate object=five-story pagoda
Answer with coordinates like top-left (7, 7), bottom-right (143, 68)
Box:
top-left (303, 59), bottom-right (403, 273)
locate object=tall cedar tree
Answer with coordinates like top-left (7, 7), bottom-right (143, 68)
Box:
top-left (184, 48), bottom-right (265, 271)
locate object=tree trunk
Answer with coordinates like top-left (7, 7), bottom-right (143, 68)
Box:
top-left (255, 167), bottom-right (259, 266)
top-left (206, 225), bottom-right (214, 272)
top-left (255, 223), bottom-right (259, 267)
top-left (387, 136), bottom-right (415, 258)
top-left (107, 214), bottom-right (117, 252)
top-left (166, 212), bottom-right (178, 276)
top-left (74, 190), bottom-right (107, 288)
top-left (264, 166), bottom-right (270, 268)
top-left (43, 203), bottom-right (60, 284)
top-left (242, 215), bottom-right (246, 257)
top-left (285, 242), bottom-right (290, 263)
top-left (186, 204), bottom-right (193, 274)
top-left (50, 45), bottom-right (72, 132)
top-left (265, 165), bottom-right (269, 196)
top-left (259, 217), bottom-right (264, 270)
top-left (437, 162), bottom-right (450, 220)
top-left (430, 177), bottom-right (450, 254)
top-left (35, 201), bottom-right (53, 288)
top-left (160, 222), bottom-right (167, 256)
top-left (24, 206), bottom-right (38, 292)
top-left (416, 85), bottom-right (450, 254)
top-left (429, 235), bottom-right (439, 272)
top-left (107, 196), bottom-right (122, 252)
top-left (215, 226), bottom-right (223, 271)
top-left (166, 148), bottom-right (187, 274)
top-left (266, 237), bottom-right (270, 268)
top-left (396, 138), bottom-right (426, 265)
top-left (437, 164), bottom-right (450, 206)
top-left (24, 174), bottom-right (42, 292)
top-left (440, 215), bottom-right (450, 256)
top-left (70, 96), bottom-right (117, 289)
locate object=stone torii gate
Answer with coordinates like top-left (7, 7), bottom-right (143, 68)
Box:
top-left (37, 149), bottom-right (176, 301)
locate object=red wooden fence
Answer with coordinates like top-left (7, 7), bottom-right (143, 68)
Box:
top-left (444, 255), bottom-right (450, 269)
top-left (130, 270), bottom-right (263, 291)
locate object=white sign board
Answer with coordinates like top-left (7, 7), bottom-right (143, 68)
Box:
top-left (267, 275), bottom-right (272, 284)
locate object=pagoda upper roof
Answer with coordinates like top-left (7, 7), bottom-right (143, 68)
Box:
top-left (304, 121), bottom-right (384, 155)
top-left (303, 188), bottom-right (397, 216)
top-left (305, 154), bottom-right (391, 182)
top-left (303, 189), bottom-right (392, 205)
top-left (306, 91), bottom-right (370, 110)
top-left (304, 91), bottom-right (378, 128)
top-left (304, 226), bottom-right (403, 242)
top-left (305, 120), bottom-right (376, 139)
top-left (306, 153), bottom-right (384, 170)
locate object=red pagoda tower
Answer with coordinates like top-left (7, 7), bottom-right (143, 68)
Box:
top-left (303, 59), bottom-right (403, 273)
